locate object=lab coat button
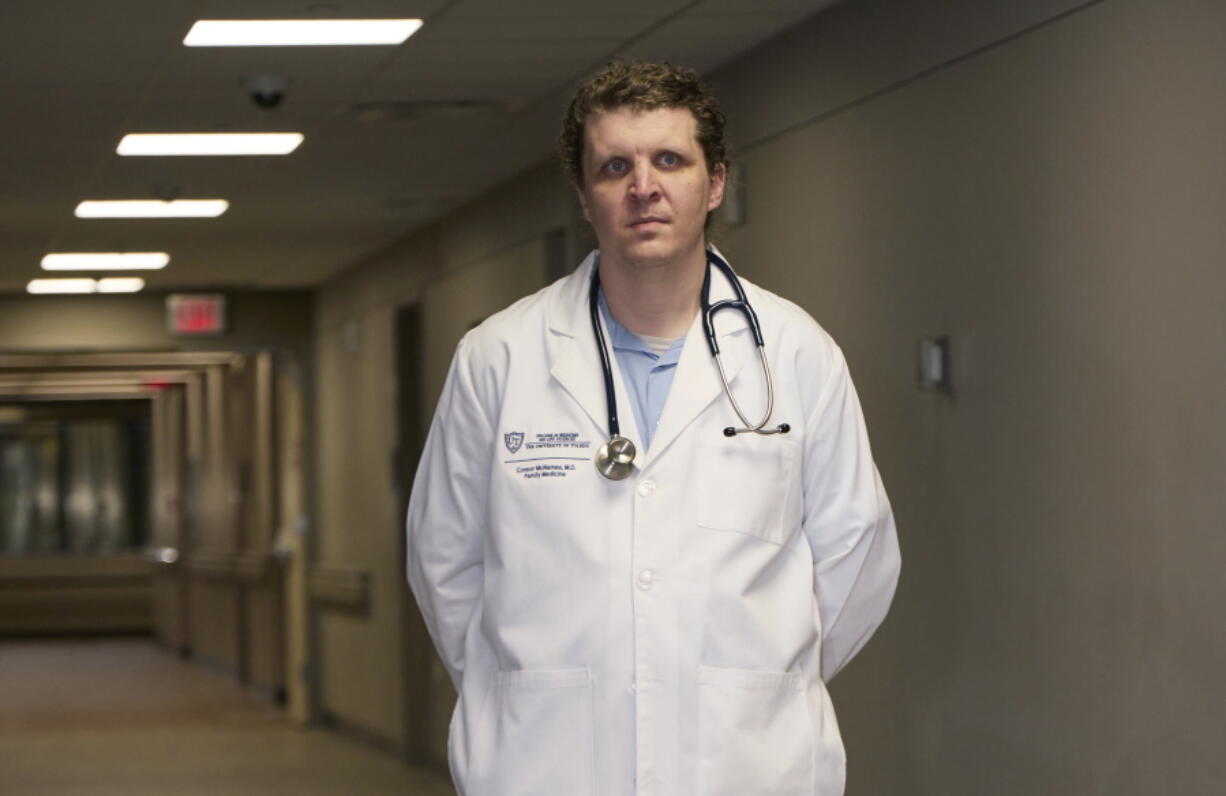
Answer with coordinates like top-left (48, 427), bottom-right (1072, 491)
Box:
top-left (637, 480), bottom-right (656, 497)
top-left (636, 569), bottom-right (654, 590)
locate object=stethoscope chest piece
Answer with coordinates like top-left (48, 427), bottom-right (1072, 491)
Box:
top-left (595, 435), bottom-right (636, 480)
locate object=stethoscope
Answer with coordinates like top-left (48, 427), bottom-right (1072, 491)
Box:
top-left (591, 250), bottom-right (790, 480)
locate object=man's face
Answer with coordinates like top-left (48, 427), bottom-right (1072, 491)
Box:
top-left (576, 106), bottom-right (725, 269)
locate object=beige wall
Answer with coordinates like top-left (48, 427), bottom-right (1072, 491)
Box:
top-left (313, 161), bottom-right (569, 749)
top-left (707, 0), bottom-right (1226, 793)
top-left (314, 306), bottom-right (403, 741)
top-left (314, 0), bottom-right (1226, 790)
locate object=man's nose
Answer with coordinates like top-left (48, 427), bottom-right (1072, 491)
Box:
top-left (627, 162), bottom-right (660, 201)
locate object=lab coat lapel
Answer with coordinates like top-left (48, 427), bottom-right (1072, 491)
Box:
top-left (643, 258), bottom-right (751, 467)
top-left (546, 252), bottom-right (642, 445)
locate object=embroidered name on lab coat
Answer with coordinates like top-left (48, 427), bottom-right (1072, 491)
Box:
top-left (515, 462), bottom-right (578, 479)
top-left (502, 430), bottom-right (591, 480)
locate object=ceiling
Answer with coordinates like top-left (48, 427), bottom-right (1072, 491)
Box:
top-left (0, 0), bottom-right (837, 293)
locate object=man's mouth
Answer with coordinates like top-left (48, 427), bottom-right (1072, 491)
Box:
top-left (629, 217), bottom-right (667, 228)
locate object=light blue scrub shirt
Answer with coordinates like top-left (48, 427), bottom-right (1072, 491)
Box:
top-left (598, 292), bottom-right (685, 452)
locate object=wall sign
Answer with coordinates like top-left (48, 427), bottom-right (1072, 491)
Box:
top-left (167, 294), bottom-right (227, 336)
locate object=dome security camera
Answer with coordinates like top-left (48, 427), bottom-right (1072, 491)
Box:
top-left (244, 74), bottom-right (289, 109)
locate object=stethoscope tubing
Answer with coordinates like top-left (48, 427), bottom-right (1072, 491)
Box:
top-left (588, 268), bottom-right (624, 440)
top-left (700, 252), bottom-right (785, 436)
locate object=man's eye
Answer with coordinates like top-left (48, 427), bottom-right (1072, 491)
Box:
top-left (606, 159), bottom-right (628, 174)
top-left (658, 152), bottom-right (680, 167)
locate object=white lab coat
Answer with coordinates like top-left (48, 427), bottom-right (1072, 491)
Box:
top-left (407, 250), bottom-right (900, 796)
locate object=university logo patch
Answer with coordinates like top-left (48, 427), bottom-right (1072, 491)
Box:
top-left (503, 431), bottom-right (525, 454)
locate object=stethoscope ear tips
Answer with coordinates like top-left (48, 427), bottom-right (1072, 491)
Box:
top-left (778, 423), bottom-right (791, 434)
top-left (723, 427), bottom-right (736, 437)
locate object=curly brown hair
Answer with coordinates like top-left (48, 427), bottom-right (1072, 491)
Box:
top-left (560, 60), bottom-right (728, 187)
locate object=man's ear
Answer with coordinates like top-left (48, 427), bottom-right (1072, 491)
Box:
top-left (707, 163), bottom-right (727, 212)
top-left (574, 183), bottom-right (592, 224)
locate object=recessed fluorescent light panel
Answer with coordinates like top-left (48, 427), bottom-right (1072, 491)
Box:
top-left (97, 278), bottom-right (146, 294)
top-left (184, 19), bottom-right (423, 47)
top-left (117, 133), bottom-right (303, 156)
top-left (26, 278), bottom-right (146, 295)
top-left (27, 279), bottom-right (98, 295)
top-left (75, 200), bottom-right (229, 218)
top-left (41, 253), bottom-right (170, 271)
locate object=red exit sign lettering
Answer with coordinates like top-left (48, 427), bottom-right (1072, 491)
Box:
top-left (167, 294), bottom-right (227, 336)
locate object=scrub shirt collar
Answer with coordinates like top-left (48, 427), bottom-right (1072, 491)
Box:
top-left (597, 289), bottom-right (686, 364)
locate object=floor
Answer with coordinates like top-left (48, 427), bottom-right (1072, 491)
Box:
top-left (0, 637), bottom-right (455, 795)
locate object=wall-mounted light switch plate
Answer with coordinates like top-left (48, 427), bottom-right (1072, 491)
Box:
top-left (918, 335), bottom-right (950, 390)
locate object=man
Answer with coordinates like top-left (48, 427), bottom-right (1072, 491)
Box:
top-left (407, 61), bottom-right (900, 796)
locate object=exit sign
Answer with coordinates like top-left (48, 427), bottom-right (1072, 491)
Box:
top-left (167, 294), bottom-right (227, 336)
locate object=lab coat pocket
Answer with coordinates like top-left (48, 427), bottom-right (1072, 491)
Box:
top-left (696, 436), bottom-right (801, 545)
top-left (472, 667), bottom-right (595, 796)
top-left (697, 666), bottom-right (815, 796)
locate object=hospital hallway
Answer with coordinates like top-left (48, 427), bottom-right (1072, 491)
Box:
top-left (0, 637), bottom-right (454, 795)
top-left (3, 1), bottom-right (1226, 794)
